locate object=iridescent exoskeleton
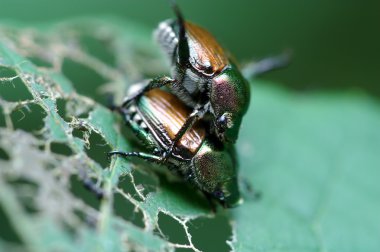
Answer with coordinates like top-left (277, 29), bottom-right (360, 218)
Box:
top-left (122, 4), bottom-right (250, 161)
top-left (122, 3), bottom-right (289, 159)
top-left (110, 89), bottom-right (242, 208)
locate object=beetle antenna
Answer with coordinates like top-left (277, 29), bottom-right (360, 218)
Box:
top-left (170, 0), bottom-right (190, 66)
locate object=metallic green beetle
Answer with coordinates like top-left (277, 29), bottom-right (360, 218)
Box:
top-left (122, 3), bottom-right (251, 161)
top-left (110, 88), bottom-right (242, 208)
top-left (122, 3), bottom-right (289, 159)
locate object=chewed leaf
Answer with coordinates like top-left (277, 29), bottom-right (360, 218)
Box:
top-left (1, 18), bottom-right (380, 252)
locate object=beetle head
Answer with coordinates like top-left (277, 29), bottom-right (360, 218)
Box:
top-left (193, 141), bottom-right (241, 208)
top-left (210, 66), bottom-right (250, 143)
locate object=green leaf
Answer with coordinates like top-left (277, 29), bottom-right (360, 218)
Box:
top-left (1, 18), bottom-right (379, 252)
top-left (232, 85), bottom-right (380, 251)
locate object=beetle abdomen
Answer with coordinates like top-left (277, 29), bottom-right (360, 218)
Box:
top-left (154, 19), bottom-right (178, 62)
top-left (138, 89), bottom-right (205, 155)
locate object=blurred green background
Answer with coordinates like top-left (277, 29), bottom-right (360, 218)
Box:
top-left (1, 0), bottom-right (379, 96)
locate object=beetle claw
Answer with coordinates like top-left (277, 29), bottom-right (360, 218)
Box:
top-left (160, 149), bottom-right (172, 163)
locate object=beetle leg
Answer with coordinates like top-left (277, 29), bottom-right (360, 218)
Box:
top-left (162, 106), bottom-right (207, 162)
top-left (170, 0), bottom-right (190, 67)
top-left (242, 50), bottom-right (292, 79)
top-left (108, 150), bottom-right (163, 164)
top-left (121, 76), bottom-right (176, 107)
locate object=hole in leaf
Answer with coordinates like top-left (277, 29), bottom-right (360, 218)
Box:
top-left (37, 144), bottom-right (45, 152)
top-left (56, 98), bottom-right (70, 122)
top-left (73, 209), bottom-right (98, 230)
top-left (69, 175), bottom-right (101, 210)
top-left (70, 101), bottom-right (91, 119)
top-left (57, 98), bottom-right (93, 123)
top-left (62, 58), bottom-right (109, 106)
top-left (73, 209), bottom-right (86, 221)
top-left (117, 175), bottom-right (139, 200)
top-left (27, 56), bottom-right (53, 68)
top-left (7, 178), bottom-right (39, 213)
top-left (85, 131), bottom-right (111, 168)
top-left (132, 169), bottom-right (158, 198)
top-left (157, 212), bottom-right (188, 244)
top-left (79, 34), bottom-right (116, 67)
top-left (117, 169), bottom-right (158, 202)
top-left (0, 106), bottom-right (6, 127)
top-left (0, 67), bottom-right (33, 102)
top-left (0, 205), bottom-right (23, 244)
top-left (61, 222), bottom-right (77, 239)
top-left (50, 142), bottom-right (74, 156)
top-left (71, 120), bottom-right (90, 143)
top-left (10, 103), bottom-right (46, 134)
top-left (188, 215), bottom-right (232, 252)
top-left (72, 127), bottom-right (86, 139)
top-left (78, 111), bottom-right (90, 119)
top-left (114, 191), bottom-right (145, 228)
top-left (0, 66), bottom-right (17, 78)
top-left (0, 147), bottom-right (10, 160)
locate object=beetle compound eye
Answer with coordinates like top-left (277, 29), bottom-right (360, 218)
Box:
top-left (213, 190), bottom-right (225, 201)
top-left (217, 115), bottom-right (228, 133)
top-left (217, 113), bottom-right (233, 132)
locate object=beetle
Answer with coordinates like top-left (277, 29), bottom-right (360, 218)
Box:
top-left (109, 88), bottom-right (242, 208)
top-left (122, 2), bottom-right (250, 162)
top-left (122, 2), bottom-right (289, 159)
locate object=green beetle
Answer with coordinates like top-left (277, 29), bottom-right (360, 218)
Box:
top-left (110, 88), bottom-right (242, 208)
top-left (122, 2), bottom-right (289, 158)
top-left (122, 3), bottom-right (250, 162)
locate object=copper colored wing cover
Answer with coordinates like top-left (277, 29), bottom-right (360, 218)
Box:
top-left (185, 22), bottom-right (228, 75)
top-left (139, 89), bottom-right (205, 154)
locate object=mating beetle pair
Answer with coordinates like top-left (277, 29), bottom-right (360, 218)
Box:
top-left (123, 4), bottom-right (250, 149)
top-left (110, 89), bottom-right (241, 207)
top-left (110, 3), bottom-right (288, 208)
